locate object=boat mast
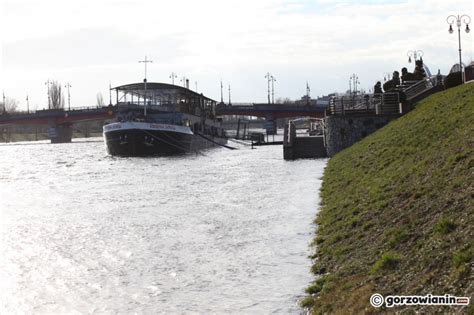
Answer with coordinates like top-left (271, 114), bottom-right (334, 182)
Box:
top-left (139, 56), bottom-right (153, 116)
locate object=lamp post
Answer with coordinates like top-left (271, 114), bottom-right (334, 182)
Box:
top-left (65, 83), bottom-right (72, 110)
top-left (407, 50), bottom-right (424, 63)
top-left (270, 75), bottom-right (276, 104)
top-left (45, 79), bottom-right (51, 109)
top-left (383, 72), bottom-right (392, 82)
top-left (180, 77), bottom-right (187, 88)
top-left (349, 73), bottom-right (359, 96)
top-left (220, 80), bottom-right (224, 103)
top-left (446, 14), bottom-right (471, 83)
top-left (169, 72), bottom-right (177, 85)
top-left (265, 72), bottom-right (272, 104)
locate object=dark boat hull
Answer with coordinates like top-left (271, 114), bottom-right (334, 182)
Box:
top-left (103, 123), bottom-right (227, 156)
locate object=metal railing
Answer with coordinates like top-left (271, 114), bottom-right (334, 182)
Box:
top-left (1, 105), bottom-right (112, 117)
top-left (328, 92), bottom-right (400, 116)
top-left (402, 78), bottom-right (433, 100)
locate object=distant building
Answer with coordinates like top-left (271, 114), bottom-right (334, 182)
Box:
top-left (294, 94), bottom-right (332, 108)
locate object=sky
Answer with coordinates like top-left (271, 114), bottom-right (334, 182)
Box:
top-left (1, 0), bottom-right (473, 110)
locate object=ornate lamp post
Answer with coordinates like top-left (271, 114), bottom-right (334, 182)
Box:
top-left (349, 73), bottom-right (359, 96)
top-left (169, 72), bottom-right (177, 85)
top-left (446, 14), bottom-right (471, 83)
top-left (407, 50), bottom-right (424, 63)
top-left (265, 72), bottom-right (272, 104)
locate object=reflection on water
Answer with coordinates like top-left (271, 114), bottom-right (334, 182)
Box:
top-left (0, 138), bottom-right (326, 314)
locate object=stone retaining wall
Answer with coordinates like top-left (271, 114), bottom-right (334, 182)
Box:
top-left (324, 115), bottom-right (399, 157)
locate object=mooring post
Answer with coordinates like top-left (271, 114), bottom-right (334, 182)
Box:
top-left (48, 123), bottom-right (73, 143)
top-left (236, 118), bottom-right (241, 139)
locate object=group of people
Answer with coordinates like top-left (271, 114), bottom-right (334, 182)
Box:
top-left (374, 59), bottom-right (427, 94)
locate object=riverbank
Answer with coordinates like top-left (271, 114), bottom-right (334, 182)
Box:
top-left (303, 83), bottom-right (473, 313)
top-left (0, 131), bottom-right (103, 142)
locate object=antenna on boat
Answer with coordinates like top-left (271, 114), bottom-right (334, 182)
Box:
top-left (139, 55), bottom-right (153, 116)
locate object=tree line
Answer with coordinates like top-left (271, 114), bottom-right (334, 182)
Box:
top-left (2, 80), bottom-right (106, 113)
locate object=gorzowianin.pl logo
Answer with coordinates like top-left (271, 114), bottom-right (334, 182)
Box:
top-left (370, 293), bottom-right (470, 308)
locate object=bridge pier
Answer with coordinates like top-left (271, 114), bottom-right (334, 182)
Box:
top-left (264, 118), bottom-right (277, 135)
top-left (48, 123), bottom-right (73, 143)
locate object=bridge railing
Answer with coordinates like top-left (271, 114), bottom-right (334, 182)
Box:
top-left (328, 92), bottom-right (400, 116)
top-left (216, 103), bottom-right (327, 111)
top-left (0, 105), bottom-right (113, 117)
top-left (402, 78), bottom-right (433, 101)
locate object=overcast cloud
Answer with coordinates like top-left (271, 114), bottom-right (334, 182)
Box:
top-left (1, 0), bottom-right (473, 110)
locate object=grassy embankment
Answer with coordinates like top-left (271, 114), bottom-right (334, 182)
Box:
top-left (303, 83), bottom-right (473, 313)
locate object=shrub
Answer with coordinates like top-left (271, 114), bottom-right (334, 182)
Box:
top-left (299, 296), bottom-right (315, 308)
top-left (434, 218), bottom-right (457, 235)
top-left (388, 228), bottom-right (409, 247)
top-left (371, 252), bottom-right (401, 274)
top-left (453, 247), bottom-right (472, 268)
top-left (305, 276), bottom-right (327, 295)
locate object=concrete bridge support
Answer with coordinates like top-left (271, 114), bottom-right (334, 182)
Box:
top-left (264, 116), bottom-right (277, 135)
top-left (48, 123), bottom-right (73, 143)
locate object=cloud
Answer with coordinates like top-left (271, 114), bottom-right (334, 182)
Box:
top-left (1, 0), bottom-right (473, 108)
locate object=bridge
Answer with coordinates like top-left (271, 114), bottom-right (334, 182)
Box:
top-left (215, 103), bottom-right (326, 134)
top-left (215, 103), bottom-right (326, 119)
top-left (0, 106), bottom-right (115, 143)
top-left (0, 102), bottom-right (328, 142)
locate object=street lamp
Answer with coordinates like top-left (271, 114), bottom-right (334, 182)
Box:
top-left (220, 80), bottom-right (224, 103)
top-left (270, 75), bottom-right (276, 104)
top-left (446, 14), bottom-right (471, 83)
top-left (45, 79), bottom-right (51, 109)
top-left (407, 50), bottom-right (424, 63)
top-left (169, 72), bottom-right (177, 85)
top-left (65, 83), bottom-right (72, 110)
top-left (349, 73), bottom-right (359, 96)
top-left (265, 72), bottom-right (272, 104)
top-left (180, 77), bottom-right (187, 88)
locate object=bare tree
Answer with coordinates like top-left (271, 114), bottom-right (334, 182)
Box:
top-left (96, 93), bottom-right (104, 106)
top-left (275, 97), bottom-right (293, 104)
top-left (50, 81), bottom-right (64, 109)
top-left (1, 97), bottom-right (19, 113)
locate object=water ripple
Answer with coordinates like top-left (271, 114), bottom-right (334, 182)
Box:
top-left (0, 137), bottom-right (326, 314)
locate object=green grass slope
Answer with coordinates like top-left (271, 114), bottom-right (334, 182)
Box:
top-left (304, 83), bottom-right (473, 313)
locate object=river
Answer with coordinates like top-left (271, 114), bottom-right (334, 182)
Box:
top-left (0, 138), bottom-right (326, 314)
